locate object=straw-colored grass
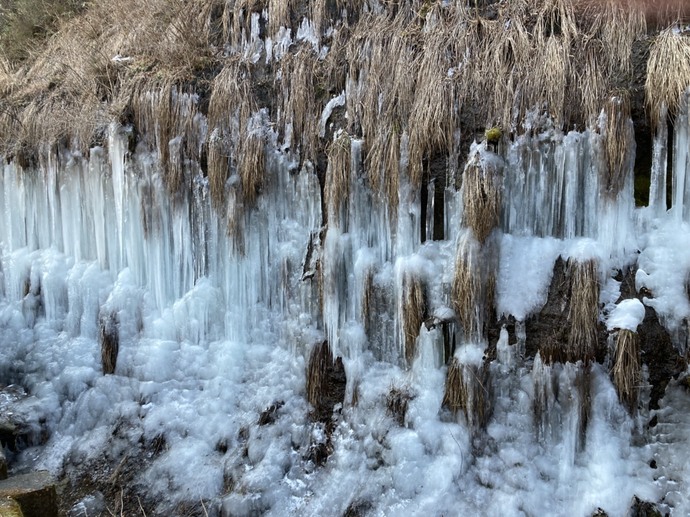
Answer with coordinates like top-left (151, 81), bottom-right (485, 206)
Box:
top-left (207, 59), bottom-right (256, 207)
top-left (567, 259), bottom-right (599, 363)
top-left (612, 328), bottom-right (641, 411)
top-left (646, 28), bottom-right (690, 128)
top-left (401, 272), bottom-right (426, 366)
top-left (268, 0), bottom-right (292, 35)
top-left (462, 154), bottom-right (501, 244)
top-left (280, 48), bottom-right (319, 164)
top-left (442, 357), bottom-right (491, 429)
top-left (452, 234), bottom-right (482, 339)
top-left (325, 130), bottom-right (351, 227)
top-left (602, 92), bottom-right (633, 196)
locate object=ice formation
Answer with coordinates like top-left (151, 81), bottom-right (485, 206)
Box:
top-left (2, 14), bottom-right (690, 517)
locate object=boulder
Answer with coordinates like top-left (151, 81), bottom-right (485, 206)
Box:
top-left (0, 471), bottom-right (57, 517)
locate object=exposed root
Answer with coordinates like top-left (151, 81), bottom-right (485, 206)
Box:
top-left (612, 328), bottom-right (641, 412)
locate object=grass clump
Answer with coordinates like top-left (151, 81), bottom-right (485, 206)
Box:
top-left (0, 0), bottom-right (84, 62)
top-left (567, 259), bottom-right (599, 363)
top-left (612, 328), bottom-right (641, 412)
top-left (646, 28), bottom-right (690, 128)
top-left (401, 272), bottom-right (427, 366)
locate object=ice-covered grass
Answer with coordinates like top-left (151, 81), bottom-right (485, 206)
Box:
top-left (2, 108), bottom-right (690, 516)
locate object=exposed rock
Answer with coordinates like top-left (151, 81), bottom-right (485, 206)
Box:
top-left (305, 341), bottom-right (346, 465)
top-left (525, 257), bottom-right (608, 364)
top-left (617, 266), bottom-right (687, 409)
top-left (257, 400), bottom-right (284, 426)
top-left (628, 496), bottom-right (665, 517)
top-left (0, 386), bottom-right (46, 453)
top-left (0, 471), bottom-right (57, 517)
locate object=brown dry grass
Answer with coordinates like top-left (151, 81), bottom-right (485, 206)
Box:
top-left (452, 235), bottom-right (483, 339)
top-left (280, 48), bottom-right (319, 164)
top-left (1, 0), bottom-right (687, 220)
top-left (402, 272), bottom-right (426, 366)
top-left (567, 259), bottom-right (599, 363)
top-left (325, 131), bottom-right (352, 227)
top-left (602, 92), bottom-right (633, 196)
top-left (207, 58), bottom-right (256, 207)
top-left (442, 357), bottom-right (491, 429)
top-left (462, 154), bottom-right (501, 244)
top-left (612, 328), bottom-right (640, 411)
top-left (646, 28), bottom-right (690, 128)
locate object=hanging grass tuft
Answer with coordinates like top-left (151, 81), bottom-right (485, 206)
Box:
top-left (612, 328), bottom-right (641, 412)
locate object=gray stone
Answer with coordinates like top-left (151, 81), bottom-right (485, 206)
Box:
top-left (0, 471), bottom-right (57, 517)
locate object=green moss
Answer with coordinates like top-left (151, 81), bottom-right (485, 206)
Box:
top-left (485, 126), bottom-right (502, 144)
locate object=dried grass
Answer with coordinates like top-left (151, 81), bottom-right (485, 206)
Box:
top-left (207, 59), bottom-right (256, 207)
top-left (268, 0), bottom-right (292, 35)
top-left (462, 153), bottom-right (501, 244)
top-left (646, 28), bottom-right (690, 128)
top-left (238, 128), bottom-right (266, 206)
top-left (452, 235), bottom-right (481, 339)
top-left (602, 92), bottom-right (633, 196)
top-left (442, 357), bottom-right (491, 429)
top-left (325, 131), bottom-right (352, 227)
top-left (612, 328), bottom-right (641, 411)
top-left (401, 272), bottom-right (426, 366)
top-left (280, 48), bottom-right (319, 163)
top-left (567, 259), bottom-right (599, 363)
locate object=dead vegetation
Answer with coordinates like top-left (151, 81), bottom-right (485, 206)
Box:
top-left (602, 92), bottom-right (634, 196)
top-left (401, 272), bottom-right (427, 366)
top-left (566, 259), bottom-right (600, 364)
top-left (442, 357), bottom-right (491, 429)
top-left (325, 130), bottom-right (352, 227)
top-left (462, 152), bottom-right (501, 244)
top-left (451, 234), bottom-right (496, 340)
top-left (646, 28), bottom-right (690, 128)
top-left (612, 328), bottom-right (641, 411)
top-left (1, 0), bottom-right (688, 225)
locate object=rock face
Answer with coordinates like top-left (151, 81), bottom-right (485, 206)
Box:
top-left (0, 471), bottom-right (57, 517)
